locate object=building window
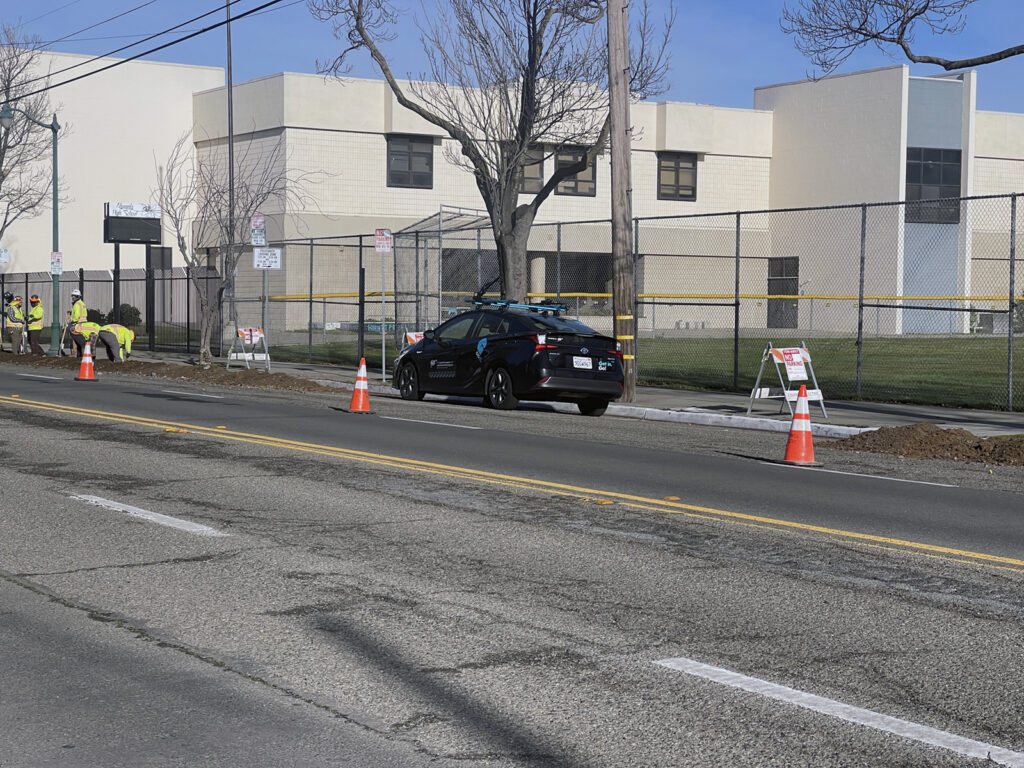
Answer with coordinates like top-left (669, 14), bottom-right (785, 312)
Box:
top-left (657, 152), bottom-right (697, 201)
top-left (518, 145), bottom-right (545, 195)
top-left (906, 147), bottom-right (961, 224)
top-left (555, 148), bottom-right (596, 197)
top-left (767, 257), bottom-right (798, 329)
top-left (387, 135), bottom-right (433, 189)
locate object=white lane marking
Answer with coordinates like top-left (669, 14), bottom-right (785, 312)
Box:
top-left (161, 390), bottom-right (225, 399)
top-left (17, 373), bottom-right (62, 380)
top-left (71, 495), bottom-right (229, 537)
top-left (763, 462), bottom-right (957, 488)
top-left (654, 656), bottom-right (1024, 767)
top-left (379, 416), bottom-right (482, 430)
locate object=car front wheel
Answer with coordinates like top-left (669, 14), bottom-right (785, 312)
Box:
top-left (485, 366), bottom-right (519, 410)
top-left (397, 362), bottom-right (425, 401)
top-left (578, 398), bottom-right (609, 417)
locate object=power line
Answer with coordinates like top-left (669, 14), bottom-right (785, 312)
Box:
top-left (18, 0), bottom-right (247, 89)
top-left (21, 0), bottom-right (87, 27)
top-left (12, 0), bottom-right (291, 102)
top-left (28, 0), bottom-right (306, 47)
top-left (45, 0), bottom-right (161, 48)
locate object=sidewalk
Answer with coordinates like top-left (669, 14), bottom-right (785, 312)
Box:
top-left (131, 352), bottom-right (1024, 439)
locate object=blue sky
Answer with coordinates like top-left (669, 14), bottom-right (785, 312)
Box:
top-left (4, 0), bottom-right (1024, 112)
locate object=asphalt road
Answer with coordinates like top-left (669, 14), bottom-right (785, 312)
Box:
top-left (1, 365), bottom-right (1022, 767)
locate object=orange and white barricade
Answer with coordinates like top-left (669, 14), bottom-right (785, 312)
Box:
top-left (227, 327), bottom-right (271, 372)
top-left (747, 342), bottom-right (826, 419)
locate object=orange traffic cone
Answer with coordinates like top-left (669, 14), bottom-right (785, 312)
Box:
top-left (75, 341), bottom-right (97, 382)
top-left (782, 385), bottom-right (820, 465)
top-left (348, 357), bottom-right (372, 413)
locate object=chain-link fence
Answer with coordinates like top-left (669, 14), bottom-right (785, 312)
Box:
top-left (15, 194), bottom-right (1015, 409)
top-left (0, 267), bottom-right (216, 354)
top-left (240, 194), bottom-right (1021, 409)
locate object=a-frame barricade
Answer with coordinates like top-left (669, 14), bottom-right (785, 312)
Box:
top-left (747, 342), bottom-right (827, 418)
top-left (227, 327), bottom-right (271, 372)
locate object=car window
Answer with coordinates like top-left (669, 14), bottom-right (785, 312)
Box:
top-left (436, 314), bottom-right (478, 342)
top-left (513, 315), bottom-right (597, 334)
top-left (476, 313), bottom-right (510, 338)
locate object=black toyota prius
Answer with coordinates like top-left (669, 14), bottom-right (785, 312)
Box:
top-left (393, 299), bottom-right (624, 416)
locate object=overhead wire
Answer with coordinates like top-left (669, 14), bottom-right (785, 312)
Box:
top-left (17, 0), bottom-right (247, 89)
top-left (43, 0), bottom-right (161, 48)
top-left (12, 0), bottom-right (291, 102)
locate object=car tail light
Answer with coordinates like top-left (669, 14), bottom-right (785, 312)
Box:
top-left (532, 334), bottom-right (557, 352)
top-left (609, 341), bottom-right (623, 359)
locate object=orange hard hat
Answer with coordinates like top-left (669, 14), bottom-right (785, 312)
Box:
top-left (29, 295), bottom-right (40, 303)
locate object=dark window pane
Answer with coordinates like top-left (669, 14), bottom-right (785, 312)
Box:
top-left (907, 147), bottom-right (921, 161)
top-left (941, 165), bottom-right (961, 185)
top-left (942, 149), bottom-right (962, 163)
top-left (922, 163), bottom-right (941, 184)
top-left (906, 165), bottom-right (921, 184)
top-left (923, 148), bottom-right (942, 162)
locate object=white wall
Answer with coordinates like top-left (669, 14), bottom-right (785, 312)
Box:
top-left (1, 52), bottom-right (223, 273)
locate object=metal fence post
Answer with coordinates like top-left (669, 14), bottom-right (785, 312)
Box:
top-left (381, 236), bottom-right (387, 382)
top-left (476, 228), bottom-right (482, 291)
top-left (733, 212), bottom-right (741, 389)
top-left (556, 223), bottom-right (562, 298)
top-left (1009, 194), bottom-right (1017, 410)
top-left (415, 231), bottom-right (421, 331)
top-left (186, 267), bottom-right (191, 354)
top-left (308, 238), bottom-right (314, 362)
top-left (633, 216), bottom-right (640, 372)
top-left (358, 235), bottom-right (365, 362)
top-left (856, 204), bottom-right (868, 397)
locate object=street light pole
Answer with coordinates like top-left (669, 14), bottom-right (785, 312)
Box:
top-left (0, 102), bottom-right (62, 356)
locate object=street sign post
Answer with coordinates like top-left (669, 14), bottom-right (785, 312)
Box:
top-left (253, 246), bottom-right (282, 336)
top-left (0, 248), bottom-right (9, 264)
top-left (50, 251), bottom-right (63, 275)
top-left (250, 214), bottom-right (266, 247)
top-left (375, 228), bottom-right (392, 253)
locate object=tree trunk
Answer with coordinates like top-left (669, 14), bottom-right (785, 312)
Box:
top-left (497, 206), bottom-right (536, 301)
top-left (198, 306), bottom-right (218, 366)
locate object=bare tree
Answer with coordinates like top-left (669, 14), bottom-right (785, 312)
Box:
top-left (781, 0), bottom-right (1024, 75)
top-left (156, 132), bottom-right (309, 365)
top-left (309, 0), bottom-right (673, 301)
top-left (0, 25), bottom-right (63, 255)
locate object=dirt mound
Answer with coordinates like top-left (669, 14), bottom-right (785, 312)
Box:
top-left (831, 423), bottom-right (1024, 466)
top-left (0, 353), bottom-right (337, 393)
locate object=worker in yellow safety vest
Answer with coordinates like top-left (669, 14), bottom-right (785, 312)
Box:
top-left (67, 288), bottom-right (88, 356)
top-left (72, 320), bottom-right (102, 355)
top-left (26, 295), bottom-right (44, 355)
top-left (97, 323), bottom-right (134, 362)
top-left (5, 294), bottom-right (26, 354)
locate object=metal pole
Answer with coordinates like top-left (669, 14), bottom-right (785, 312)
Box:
top-left (186, 267), bottom-right (191, 354)
top-left (733, 212), bottom-right (740, 389)
top-left (1009, 194), bottom-right (1017, 411)
top-left (261, 268), bottom-right (268, 340)
top-left (415, 231), bottom-right (421, 331)
top-left (381, 242), bottom-right (387, 381)
top-left (308, 238), bottom-right (314, 362)
top-left (476, 228), bottom-right (482, 291)
top-left (556, 223), bottom-right (562, 298)
top-left (358, 235), bottom-right (365, 361)
top-left (145, 245), bottom-right (155, 351)
top-left (856, 204), bottom-right (868, 397)
top-left (225, 2), bottom-right (236, 330)
top-left (48, 117), bottom-right (60, 356)
top-left (113, 243), bottom-right (121, 324)
top-left (633, 216), bottom-right (640, 373)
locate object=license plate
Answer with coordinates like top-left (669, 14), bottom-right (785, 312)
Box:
top-left (573, 356), bottom-right (592, 370)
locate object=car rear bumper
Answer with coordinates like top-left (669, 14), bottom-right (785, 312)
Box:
top-left (525, 375), bottom-right (623, 400)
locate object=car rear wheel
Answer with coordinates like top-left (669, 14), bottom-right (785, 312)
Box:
top-left (578, 398), bottom-right (609, 417)
top-left (485, 366), bottom-right (519, 410)
top-left (397, 363), bottom-right (425, 401)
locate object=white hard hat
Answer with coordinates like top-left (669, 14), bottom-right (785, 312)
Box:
top-left (71, 289), bottom-right (81, 297)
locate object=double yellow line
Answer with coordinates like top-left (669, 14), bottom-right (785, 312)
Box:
top-left (2, 393), bottom-right (1022, 572)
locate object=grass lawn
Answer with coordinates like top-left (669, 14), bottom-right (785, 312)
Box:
top-left (636, 335), bottom-right (1024, 409)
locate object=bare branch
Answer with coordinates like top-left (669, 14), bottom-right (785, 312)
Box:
top-left (781, 0), bottom-right (1023, 74)
top-left (310, 0), bottom-right (674, 299)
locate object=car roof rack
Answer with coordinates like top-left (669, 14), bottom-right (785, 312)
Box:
top-left (466, 297), bottom-right (568, 316)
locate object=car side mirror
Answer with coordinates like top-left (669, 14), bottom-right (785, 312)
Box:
top-left (423, 329), bottom-right (435, 341)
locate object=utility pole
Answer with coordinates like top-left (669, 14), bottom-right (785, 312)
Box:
top-left (225, 2), bottom-right (237, 332)
top-left (608, 0), bottom-right (635, 401)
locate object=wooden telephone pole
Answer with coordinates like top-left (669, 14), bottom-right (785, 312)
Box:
top-left (608, 0), bottom-right (635, 401)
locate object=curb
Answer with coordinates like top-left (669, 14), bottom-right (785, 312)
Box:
top-left (312, 378), bottom-right (874, 438)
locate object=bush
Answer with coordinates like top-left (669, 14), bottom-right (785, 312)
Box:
top-left (106, 303), bottom-right (141, 327)
top-left (86, 308), bottom-right (105, 324)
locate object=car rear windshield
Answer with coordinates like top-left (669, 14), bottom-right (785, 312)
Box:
top-left (513, 314), bottom-right (599, 335)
